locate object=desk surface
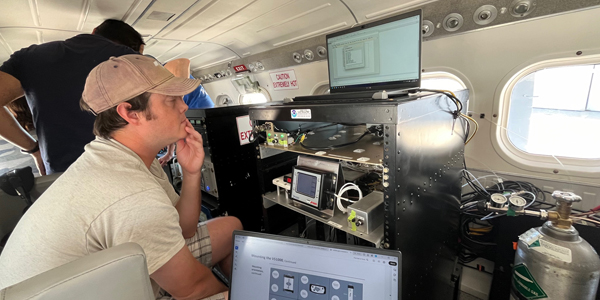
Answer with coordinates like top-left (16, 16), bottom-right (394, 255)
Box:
top-left (263, 191), bottom-right (384, 247)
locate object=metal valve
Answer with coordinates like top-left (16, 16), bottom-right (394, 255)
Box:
top-left (550, 191), bottom-right (582, 229)
top-left (552, 191), bottom-right (582, 204)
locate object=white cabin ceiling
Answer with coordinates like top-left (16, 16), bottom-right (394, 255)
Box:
top-left (0, 0), bottom-right (435, 69)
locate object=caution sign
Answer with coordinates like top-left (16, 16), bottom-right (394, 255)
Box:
top-left (269, 70), bottom-right (299, 90)
top-left (512, 264), bottom-right (548, 300)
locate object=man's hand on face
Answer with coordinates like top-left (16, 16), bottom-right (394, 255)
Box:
top-left (175, 119), bottom-right (205, 176)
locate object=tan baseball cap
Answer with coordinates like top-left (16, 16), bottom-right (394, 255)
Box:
top-left (82, 54), bottom-right (201, 114)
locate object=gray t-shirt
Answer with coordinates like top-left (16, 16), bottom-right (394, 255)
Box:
top-left (0, 138), bottom-right (185, 292)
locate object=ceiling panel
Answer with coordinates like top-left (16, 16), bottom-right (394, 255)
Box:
top-left (143, 38), bottom-right (239, 71)
top-left (145, 40), bottom-right (202, 61)
top-left (0, 29), bottom-right (40, 53)
top-left (208, 0), bottom-right (354, 53)
top-left (81, 0), bottom-right (154, 33)
top-left (37, 0), bottom-right (89, 30)
top-left (0, 0), bottom-right (38, 27)
top-left (0, 0), bottom-right (434, 69)
top-left (155, 0), bottom-right (263, 40)
top-left (132, 0), bottom-right (199, 38)
top-left (158, 0), bottom-right (355, 57)
top-left (343, 0), bottom-right (437, 23)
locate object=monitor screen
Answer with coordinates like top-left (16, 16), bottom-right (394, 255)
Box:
top-left (327, 9), bottom-right (421, 93)
top-left (230, 231), bottom-right (401, 300)
top-left (296, 172), bottom-right (318, 198)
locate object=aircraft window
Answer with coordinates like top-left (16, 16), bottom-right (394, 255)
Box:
top-left (312, 84), bottom-right (331, 95)
top-left (507, 64), bottom-right (600, 159)
top-left (421, 72), bottom-right (466, 91)
top-left (240, 92), bottom-right (269, 105)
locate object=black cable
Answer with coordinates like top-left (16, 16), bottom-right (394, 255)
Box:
top-left (417, 89), bottom-right (463, 115)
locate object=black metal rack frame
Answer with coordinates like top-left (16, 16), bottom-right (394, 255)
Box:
top-left (249, 90), bottom-right (469, 300)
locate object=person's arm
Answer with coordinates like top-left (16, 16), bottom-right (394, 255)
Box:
top-left (151, 246), bottom-right (228, 300)
top-left (0, 71), bottom-right (45, 175)
top-left (164, 58), bottom-right (191, 78)
top-left (175, 120), bottom-right (204, 238)
top-left (158, 143), bottom-right (176, 167)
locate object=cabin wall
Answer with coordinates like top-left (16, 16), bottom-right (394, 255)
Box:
top-left (202, 7), bottom-right (600, 209)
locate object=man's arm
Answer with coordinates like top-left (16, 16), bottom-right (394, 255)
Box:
top-left (175, 120), bottom-right (205, 238)
top-left (177, 171), bottom-right (202, 238)
top-left (0, 71), bottom-right (45, 175)
top-left (164, 58), bottom-right (191, 78)
top-left (151, 246), bottom-right (228, 300)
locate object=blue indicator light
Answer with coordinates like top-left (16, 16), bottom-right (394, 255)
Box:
top-left (206, 186), bottom-right (210, 191)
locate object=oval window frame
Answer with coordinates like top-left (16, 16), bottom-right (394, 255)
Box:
top-left (493, 54), bottom-right (600, 177)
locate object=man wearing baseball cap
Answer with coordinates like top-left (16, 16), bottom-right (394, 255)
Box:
top-left (0, 54), bottom-right (241, 300)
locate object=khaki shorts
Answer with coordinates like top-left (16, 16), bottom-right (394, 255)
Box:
top-left (157, 223), bottom-right (226, 300)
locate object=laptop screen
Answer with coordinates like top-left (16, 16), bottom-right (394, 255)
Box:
top-left (327, 9), bottom-right (421, 94)
top-left (229, 231), bottom-right (401, 300)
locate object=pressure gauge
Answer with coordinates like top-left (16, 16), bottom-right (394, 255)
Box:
top-left (490, 193), bottom-right (507, 208)
top-left (509, 196), bottom-right (527, 212)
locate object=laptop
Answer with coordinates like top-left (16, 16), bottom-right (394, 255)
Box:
top-left (229, 230), bottom-right (401, 300)
top-left (293, 9), bottom-right (422, 103)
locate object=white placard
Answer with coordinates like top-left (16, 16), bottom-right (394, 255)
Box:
top-left (270, 69), bottom-right (299, 90)
top-left (291, 109), bottom-right (311, 119)
top-left (236, 115), bottom-right (253, 145)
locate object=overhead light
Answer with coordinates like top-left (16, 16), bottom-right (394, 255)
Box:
top-left (443, 13), bottom-right (463, 32)
top-left (422, 20), bottom-right (434, 37)
top-left (473, 5), bottom-right (498, 25)
top-left (510, 0), bottom-right (536, 17)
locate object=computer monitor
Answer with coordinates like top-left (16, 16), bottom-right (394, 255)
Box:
top-left (327, 9), bottom-right (421, 94)
top-left (229, 230), bottom-right (401, 300)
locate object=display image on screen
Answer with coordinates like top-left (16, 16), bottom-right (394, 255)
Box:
top-left (296, 173), bottom-right (318, 198)
top-left (327, 11), bottom-right (421, 92)
top-left (230, 234), bottom-right (400, 300)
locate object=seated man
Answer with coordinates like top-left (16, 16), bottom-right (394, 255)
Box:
top-left (0, 55), bottom-right (242, 300)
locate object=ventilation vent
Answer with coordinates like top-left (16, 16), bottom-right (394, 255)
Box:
top-left (147, 11), bottom-right (176, 21)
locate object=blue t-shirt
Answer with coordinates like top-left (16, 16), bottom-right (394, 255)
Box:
top-left (0, 34), bottom-right (136, 174)
top-left (183, 75), bottom-right (214, 109)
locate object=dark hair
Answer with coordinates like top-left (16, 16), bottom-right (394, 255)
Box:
top-left (80, 93), bottom-right (153, 139)
top-left (7, 97), bottom-right (34, 131)
top-left (94, 19), bottom-right (145, 52)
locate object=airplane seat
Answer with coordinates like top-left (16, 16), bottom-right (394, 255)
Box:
top-left (0, 170), bottom-right (62, 253)
top-left (0, 242), bottom-right (154, 300)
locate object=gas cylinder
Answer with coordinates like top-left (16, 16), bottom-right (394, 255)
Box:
top-left (510, 191), bottom-right (600, 300)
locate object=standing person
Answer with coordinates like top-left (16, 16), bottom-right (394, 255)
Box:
top-left (159, 58), bottom-right (214, 166)
top-left (0, 19), bottom-right (143, 175)
top-left (0, 55), bottom-right (240, 300)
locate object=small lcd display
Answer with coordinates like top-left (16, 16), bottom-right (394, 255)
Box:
top-left (296, 172), bottom-right (318, 198)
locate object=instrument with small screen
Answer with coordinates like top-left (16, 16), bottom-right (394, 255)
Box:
top-left (290, 166), bottom-right (336, 210)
